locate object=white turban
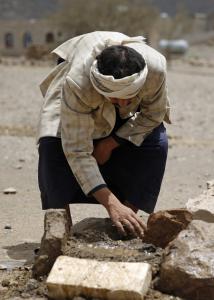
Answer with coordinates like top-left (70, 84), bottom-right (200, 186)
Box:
top-left (90, 59), bottom-right (148, 99)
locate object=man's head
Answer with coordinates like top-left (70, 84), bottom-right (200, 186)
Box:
top-left (90, 45), bottom-right (148, 102)
top-left (96, 45), bottom-right (146, 79)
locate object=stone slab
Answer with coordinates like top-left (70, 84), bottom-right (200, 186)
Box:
top-left (47, 256), bottom-right (152, 300)
top-left (158, 220), bottom-right (214, 300)
top-left (32, 209), bottom-right (71, 277)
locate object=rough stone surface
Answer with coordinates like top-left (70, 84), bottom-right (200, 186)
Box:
top-left (64, 217), bottom-right (163, 277)
top-left (186, 182), bottom-right (214, 222)
top-left (47, 256), bottom-right (152, 300)
top-left (143, 209), bottom-right (192, 248)
top-left (158, 220), bottom-right (214, 300)
top-left (32, 209), bottom-right (71, 278)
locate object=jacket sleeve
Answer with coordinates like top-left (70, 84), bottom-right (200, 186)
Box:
top-left (61, 77), bottom-right (106, 195)
top-left (115, 71), bottom-right (170, 146)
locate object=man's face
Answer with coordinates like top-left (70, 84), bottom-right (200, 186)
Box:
top-left (109, 98), bottom-right (132, 108)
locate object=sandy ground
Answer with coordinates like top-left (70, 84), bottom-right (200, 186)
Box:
top-left (0, 56), bottom-right (214, 268)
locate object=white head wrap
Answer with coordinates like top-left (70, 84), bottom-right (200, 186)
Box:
top-left (90, 60), bottom-right (148, 99)
top-left (89, 35), bottom-right (148, 99)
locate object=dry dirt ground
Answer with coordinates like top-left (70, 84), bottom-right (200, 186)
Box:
top-left (0, 53), bottom-right (214, 298)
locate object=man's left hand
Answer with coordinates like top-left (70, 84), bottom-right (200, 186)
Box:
top-left (92, 137), bottom-right (119, 165)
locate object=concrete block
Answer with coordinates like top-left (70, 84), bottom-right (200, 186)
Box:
top-left (47, 256), bottom-right (152, 300)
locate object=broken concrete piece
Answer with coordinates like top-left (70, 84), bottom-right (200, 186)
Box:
top-left (143, 209), bottom-right (192, 248)
top-left (158, 220), bottom-right (214, 300)
top-left (186, 192), bottom-right (214, 222)
top-left (32, 209), bottom-right (71, 278)
top-left (47, 256), bottom-right (152, 300)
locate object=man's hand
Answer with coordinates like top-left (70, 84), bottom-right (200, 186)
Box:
top-left (93, 188), bottom-right (146, 239)
top-left (107, 199), bottom-right (146, 239)
top-left (92, 137), bottom-right (119, 165)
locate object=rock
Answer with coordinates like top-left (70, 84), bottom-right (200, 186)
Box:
top-left (1, 278), bottom-right (10, 287)
top-left (158, 220), bottom-right (214, 300)
top-left (19, 158), bottom-right (25, 162)
top-left (3, 187), bottom-right (17, 194)
top-left (145, 289), bottom-right (183, 300)
top-left (14, 164), bottom-right (22, 170)
top-left (32, 209), bottom-right (71, 278)
top-left (207, 179), bottom-right (214, 190)
top-left (0, 286), bottom-right (8, 297)
top-left (186, 187), bottom-right (214, 222)
top-left (71, 217), bottom-right (122, 241)
top-left (4, 225), bottom-right (12, 229)
top-left (143, 209), bottom-right (192, 248)
top-left (25, 279), bottom-right (39, 291)
top-left (21, 292), bottom-right (31, 298)
top-left (10, 280), bottom-right (19, 287)
top-left (47, 256), bottom-right (152, 300)
top-left (0, 263), bottom-right (7, 270)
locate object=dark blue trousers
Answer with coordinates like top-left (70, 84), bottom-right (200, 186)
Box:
top-left (38, 121), bottom-right (168, 213)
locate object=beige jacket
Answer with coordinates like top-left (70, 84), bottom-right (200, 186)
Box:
top-left (37, 31), bottom-right (171, 195)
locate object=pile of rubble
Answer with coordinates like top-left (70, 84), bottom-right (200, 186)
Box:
top-left (1, 180), bottom-right (214, 300)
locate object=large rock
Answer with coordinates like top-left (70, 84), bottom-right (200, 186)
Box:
top-left (32, 209), bottom-right (71, 277)
top-left (143, 209), bottom-right (192, 248)
top-left (47, 256), bottom-right (152, 300)
top-left (158, 220), bottom-right (214, 300)
top-left (186, 181), bottom-right (214, 222)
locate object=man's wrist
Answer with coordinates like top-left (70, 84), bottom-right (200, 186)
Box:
top-left (92, 187), bottom-right (119, 210)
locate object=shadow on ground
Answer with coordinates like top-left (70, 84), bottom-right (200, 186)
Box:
top-left (3, 242), bottom-right (40, 264)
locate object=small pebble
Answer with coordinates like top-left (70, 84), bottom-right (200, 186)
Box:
top-left (0, 286), bottom-right (8, 296)
top-left (14, 165), bottom-right (22, 170)
top-left (10, 280), bottom-right (19, 287)
top-left (1, 278), bottom-right (10, 287)
top-left (19, 158), bottom-right (25, 162)
top-left (21, 292), bottom-right (31, 298)
top-left (25, 278), bottom-right (39, 291)
top-left (3, 187), bottom-right (17, 194)
top-left (18, 286), bottom-right (24, 293)
top-left (0, 264), bottom-right (7, 270)
top-left (4, 225), bottom-right (12, 230)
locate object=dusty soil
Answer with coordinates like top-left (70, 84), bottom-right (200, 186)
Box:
top-left (0, 48), bottom-right (214, 299)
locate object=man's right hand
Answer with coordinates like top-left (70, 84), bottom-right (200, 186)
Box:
top-left (93, 187), bottom-right (146, 239)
